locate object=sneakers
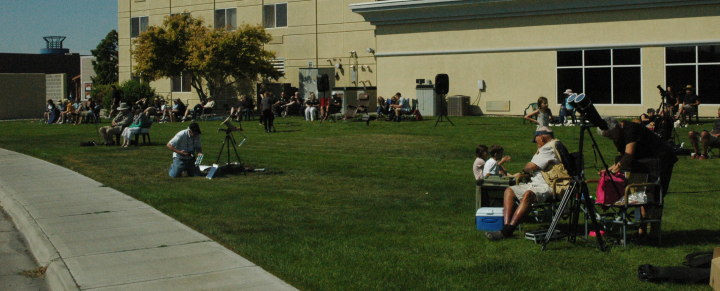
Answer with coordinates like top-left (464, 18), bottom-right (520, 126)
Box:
top-left (698, 154), bottom-right (709, 160)
top-left (485, 231), bottom-right (507, 241)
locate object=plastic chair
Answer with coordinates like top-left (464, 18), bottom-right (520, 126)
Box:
top-left (596, 158), bottom-right (663, 246)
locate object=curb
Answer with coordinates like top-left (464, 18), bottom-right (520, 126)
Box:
top-left (0, 185), bottom-right (80, 291)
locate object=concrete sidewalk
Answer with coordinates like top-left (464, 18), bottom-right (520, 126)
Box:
top-left (0, 148), bottom-right (295, 291)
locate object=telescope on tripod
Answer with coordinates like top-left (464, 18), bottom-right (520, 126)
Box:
top-left (213, 117), bottom-right (247, 175)
top-left (540, 93), bottom-right (615, 251)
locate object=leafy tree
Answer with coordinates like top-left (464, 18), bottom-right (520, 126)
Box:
top-left (91, 30), bottom-right (119, 85)
top-left (133, 14), bottom-right (282, 102)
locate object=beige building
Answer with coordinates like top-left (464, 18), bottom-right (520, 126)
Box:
top-left (118, 0), bottom-right (377, 106)
top-left (119, 0), bottom-right (720, 117)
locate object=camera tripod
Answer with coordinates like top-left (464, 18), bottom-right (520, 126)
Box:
top-left (215, 129), bottom-right (246, 174)
top-left (435, 93), bottom-right (455, 127)
top-left (541, 120), bottom-right (610, 251)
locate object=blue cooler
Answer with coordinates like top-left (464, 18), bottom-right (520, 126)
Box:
top-left (476, 207), bottom-right (503, 231)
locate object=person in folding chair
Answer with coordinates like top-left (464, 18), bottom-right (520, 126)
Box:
top-left (486, 127), bottom-right (564, 241)
top-left (598, 116), bottom-right (678, 237)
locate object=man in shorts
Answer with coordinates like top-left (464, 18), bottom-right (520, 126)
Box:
top-left (688, 106), bottom-right (720, 160)
top-left (486, 127), bottom-right (561, 241)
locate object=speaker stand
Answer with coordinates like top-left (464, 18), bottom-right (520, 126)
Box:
top-left (435, 93), bottom-right (454, 127)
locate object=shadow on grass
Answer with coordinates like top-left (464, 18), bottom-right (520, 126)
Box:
top-left (657, 229), bottom-right (720, 247)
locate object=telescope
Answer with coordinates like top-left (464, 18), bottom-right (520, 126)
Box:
top-left (567, 93), bottom-right (608, 130)
top-left (218, 116), bottom-right (242, 133)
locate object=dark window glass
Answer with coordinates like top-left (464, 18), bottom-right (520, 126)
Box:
top-left (666, 65), bottom-right (695, 96)
top-left (263, 5), bottom-right (275, 28)
top-left (613, 67), bottom-right (641, 104)
top-left (140, 17), bottom-right (148, 33)
top-left (227, 8), bottom-right (237, 30)
top-left (557, 68), bottom-right (582, 104)
top-left (276, 4), bottom-right (287, 27)
top-left (699, 65), bottom-right (720, 104)
top-left (172, 73), bottom-right (192, 92)
top-left (131, 17), bottom-right (139, 37)
top-left (613, 48), bottom-right (640, 65)
top-left (585, 68), bottom-right (611, 104)
top-left (171, 76), bottom-right (182, 92)
top-left (214, 9), bottom-right (225, 29)
top-left (584, 50), bottom-right (610, 66)
top-left (666, 46), bottom-right (695, 64)
top-left (182, 72), bottom-right (192, 92)
top-left (698, 45), bottom-right (720, 63)
top-left (557, 51), bottom-right (582, 67)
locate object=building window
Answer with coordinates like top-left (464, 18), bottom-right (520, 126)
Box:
top-left (130, 16), bottom-right (149, 38)
top-left (214, 8), bottom-right (237, 30)
top-left (666, 45), bottom-right (720, 104)
top-left (172, 72), bottom-right (192, 92)
top-left (263, 3), bottom-right (287, 28)
top-left (556, 48), bottom-right (641, 105)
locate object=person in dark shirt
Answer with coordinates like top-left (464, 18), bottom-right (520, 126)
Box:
top-left (599, 116), bottom-right (677, 197)
top-left (260, 90), bottom-right (276, 133)
top-left (688, 107), bottom-right (720, 160)
top-left (676, 85), bottom-right (700, 126)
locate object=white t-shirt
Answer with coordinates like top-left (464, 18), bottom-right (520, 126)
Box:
top-left (529, 140), bottom-right (560, 185)
top-left (483, 158), bottom-right (501, 177)
top-left (472, 157), bottom-right (485, 181)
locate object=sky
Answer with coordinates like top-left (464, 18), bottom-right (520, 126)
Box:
top-left (0, 0), bottom-right (117, 56)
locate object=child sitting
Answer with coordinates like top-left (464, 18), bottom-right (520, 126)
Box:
top-left (473, 144), bottom-right (489, 183)
top-left (483, 145), bottom-right (511, 177)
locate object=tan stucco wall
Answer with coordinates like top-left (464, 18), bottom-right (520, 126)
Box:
top-left (373, 5), bottom-right (720, 117)
top-left (118, 0), bottom-right (377, 103)
top-left (0, 74), bottom-right (46, 120)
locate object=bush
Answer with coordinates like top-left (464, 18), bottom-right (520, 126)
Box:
top-left (90, 84), bottom-right (114, 111)
top-left (119, 79), bottom-right (155, 107)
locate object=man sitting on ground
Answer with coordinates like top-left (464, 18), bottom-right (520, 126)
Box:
top-left (486, 127), bottom-right (564, 241)
top-left (688, 106), bottom-right (720, 160)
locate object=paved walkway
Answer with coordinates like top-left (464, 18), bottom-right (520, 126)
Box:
top-left (0, 148), bottom-right (295, 291)
top-left (0, 204), bottom-right (48, 291)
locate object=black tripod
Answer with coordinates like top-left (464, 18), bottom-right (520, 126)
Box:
top-left (215, 129), bottom-right (246, 174)
top-left (541, 120), bottom-right (609, 251)
top-left (434, 93), bottom-right (454, 127)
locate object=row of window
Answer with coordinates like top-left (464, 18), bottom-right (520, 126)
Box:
top-left (130, 3), bottom-right (288, 38)
top-left (557, 45), bottom-right (720, 105)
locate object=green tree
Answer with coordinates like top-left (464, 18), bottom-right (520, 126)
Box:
top-left (132, 14), bottom-right (282, 102)
top-left (91, 30), bottom-right (119, 85)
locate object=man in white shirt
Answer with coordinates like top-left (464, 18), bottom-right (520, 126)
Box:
top-left (167, 122), bottom-right (203, 177)
top-left (486, 127), bottom-right (560, 240)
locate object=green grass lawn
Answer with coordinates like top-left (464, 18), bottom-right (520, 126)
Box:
top-left (1, 116), bottom-right (718, 290)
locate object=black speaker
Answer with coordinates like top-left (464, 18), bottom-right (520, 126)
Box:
top-left (434, 74), bottom-right (449, 95)
top-left (318, 74), bottom-right (330, 92)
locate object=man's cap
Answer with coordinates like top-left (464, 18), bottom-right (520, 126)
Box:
top-left (188, 122), bottom-right (201, 134)
top-left (563, 89), bottom-right (573, 95)
top-left (685, 85), bottom-right (694, 90)
top-left (117, 102), bottom-right (130, 111)
top-left (532, 126), bottom-right (554, 142)
top-left (331, 91), bottom-right (338, 95)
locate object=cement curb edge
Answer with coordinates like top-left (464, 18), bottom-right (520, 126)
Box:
top-left (0, 185), bottom-right (80, 291)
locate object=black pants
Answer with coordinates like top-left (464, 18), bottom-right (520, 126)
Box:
top-left (262, 109), bottom-right (274, 132)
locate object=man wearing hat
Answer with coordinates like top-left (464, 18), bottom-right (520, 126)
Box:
top-left (99, 102), bottom-right (133, 145)
top-left (167, 122), bottom-right (204, 177)
top-left (676, 85), bottom-right (700, 126)
top-left (486, 127), bottom-right (564, 241)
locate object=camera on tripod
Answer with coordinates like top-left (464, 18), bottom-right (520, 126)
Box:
top-left (656, 85), bottom-right (666, 96)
